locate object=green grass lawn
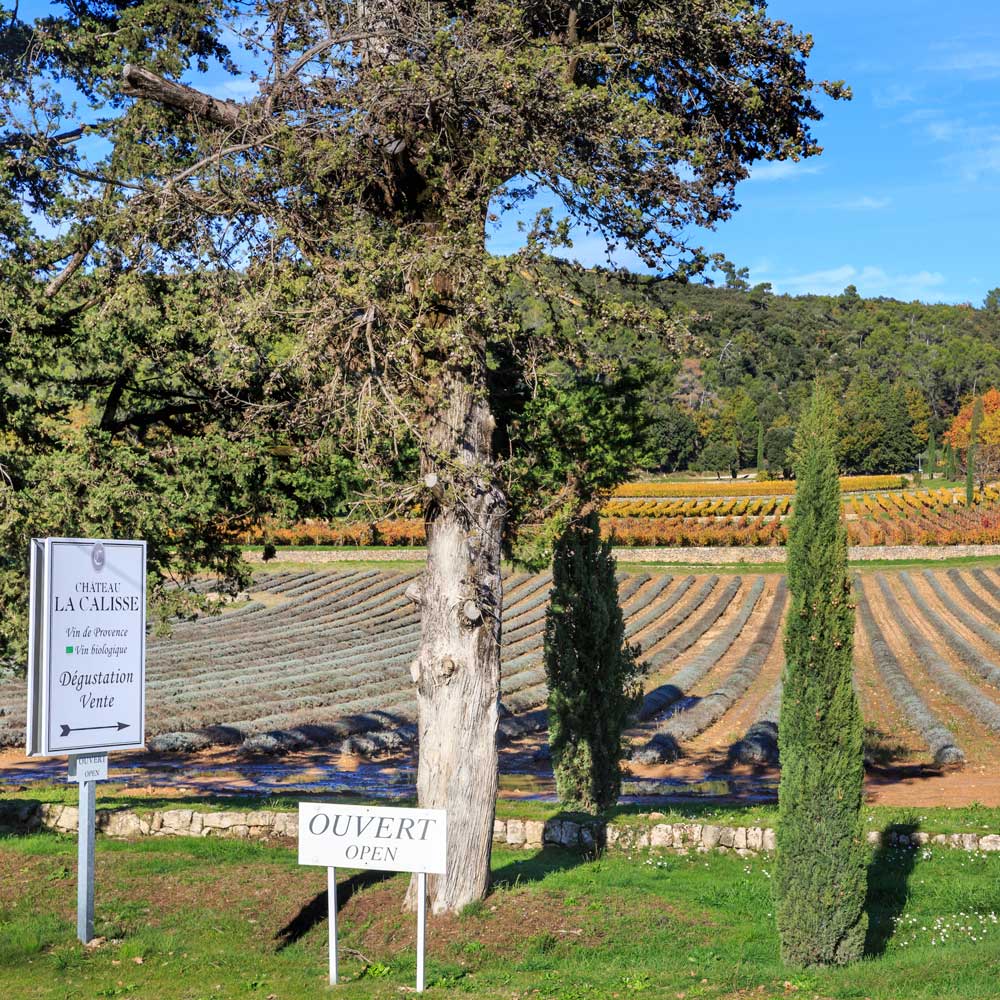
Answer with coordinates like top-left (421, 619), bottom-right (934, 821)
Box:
top-left (2, 831), bottom-right (1000, 999)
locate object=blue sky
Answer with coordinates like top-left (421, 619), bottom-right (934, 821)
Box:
top-left (489, 1), bottom-right (1000, 305)
top-left (15, 1), bottom-right (1000, 305)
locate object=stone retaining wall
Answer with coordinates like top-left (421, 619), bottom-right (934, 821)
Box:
top-left (3, 802), bottom-right (1000, 855)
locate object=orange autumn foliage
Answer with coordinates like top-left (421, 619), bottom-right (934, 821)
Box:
top-left (944, 388), bottom-right (1000, 450)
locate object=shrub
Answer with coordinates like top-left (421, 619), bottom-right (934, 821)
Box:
top-left (544, 512), bottom-right (642, 813)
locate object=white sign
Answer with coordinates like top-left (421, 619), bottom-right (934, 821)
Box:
top-left (68, 753), bottom-right (109, 782)
top-left (27, 538), bottom-right (147, 757)
top-left (298, 803), bottom-right (447, 874)
top-left (298, 802), bottom-right (447, 992)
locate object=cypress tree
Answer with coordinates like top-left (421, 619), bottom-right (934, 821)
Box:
top-left (927, 431), bottom-right (936, 481)
top-left (944, 440), bottom-right (957, 482)
top-left (544, 512), bottom-right (642, 814)
top-left (967, 397), bottom-right (984, 505)
top-left (757, 421), bottom-right (766, 480)
top-left (775, 385), bottom-right (867, 967)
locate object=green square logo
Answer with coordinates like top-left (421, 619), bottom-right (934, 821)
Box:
top-left (65, 645), bottom-right (74, 654)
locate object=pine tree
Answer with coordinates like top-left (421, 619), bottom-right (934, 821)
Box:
top-left (775, 385), bottom-right (867, 967)
top-left (544, 512), bottom-right (642, 814)
top-left (927, 431), bottom-right (936, 481)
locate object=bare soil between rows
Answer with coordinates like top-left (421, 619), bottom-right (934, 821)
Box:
top-left (2, 740), bottom-right (999, 808)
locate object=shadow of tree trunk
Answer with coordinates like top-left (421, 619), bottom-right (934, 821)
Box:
top-left (865, 822), bottom-right (920, 957)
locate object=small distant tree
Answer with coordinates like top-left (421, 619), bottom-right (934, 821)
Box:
top-left (765, 420), bottom-right (797, 480)
top-left (697, 439), bottom-right (740, 480)
top-left (944, 440), bottom-right (957, 481)
top-left (756, 422), bottom-right (766, 480)
top-left (775, 385), bottom-right (867, 967)
top-left (927, 430), bottom-right (937, 481)
top-left (544, 512), bottom-right (642, 814)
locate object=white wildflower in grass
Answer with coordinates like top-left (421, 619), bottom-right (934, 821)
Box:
top-left (894, 911), bottom-right (1000, 950)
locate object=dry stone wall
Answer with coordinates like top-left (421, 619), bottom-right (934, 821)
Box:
top-left (2, 802), bottom-right (1000, 855)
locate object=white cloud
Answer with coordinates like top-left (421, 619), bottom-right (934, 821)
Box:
top-left (837, 196), bottom-right (891, 211)
top-left (763, 265), bottom-right (948, 302)
top-left (902, 108), bottom-right (1000, 181)
top-left (746, 160), bottom-right (823, 183)
top-left (930, 48), bottom-right (1000, 79)
top-left (873, 84), bottom-right (918, 109)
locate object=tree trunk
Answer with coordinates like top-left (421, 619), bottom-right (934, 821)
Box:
top-left (407, 370), bottom-right (506, 914)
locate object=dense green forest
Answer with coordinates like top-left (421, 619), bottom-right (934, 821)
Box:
top-left (573, 277), bottom-right (1000, 478)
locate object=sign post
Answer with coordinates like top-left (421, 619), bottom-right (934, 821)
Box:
top-left (298, 802), bottom-right (447, 991)
top-left (26, 538), bottom-right (146, 944)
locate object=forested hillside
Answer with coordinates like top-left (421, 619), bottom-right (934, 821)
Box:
top-left (557, 276), bottom-right (1000, 476)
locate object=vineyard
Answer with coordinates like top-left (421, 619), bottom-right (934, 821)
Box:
top-left (4, 566), bottom-right (1000, 782)
top-left (250, 484), bottom-right (1000, 548)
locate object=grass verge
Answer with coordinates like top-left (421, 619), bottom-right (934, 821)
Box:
top-left (1, 832), bottom-right (999, 998)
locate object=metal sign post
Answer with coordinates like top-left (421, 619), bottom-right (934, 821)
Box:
top-left (328, 866), bottom-right (338, 984)
top-left (299, 802), bottom-right (447, 992)
top-left (26, 538), bottom-right (146, 945)
top-left (68, 752), bottom-right (108, 943)
top-left (416, 871), bottom-right (427, 992)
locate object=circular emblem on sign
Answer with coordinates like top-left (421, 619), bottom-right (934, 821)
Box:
top-left (91, 542), bottom-right (106, 572)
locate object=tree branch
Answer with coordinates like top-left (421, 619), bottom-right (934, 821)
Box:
top-left (99, 369), bottom-right (132, 431)
top-left (121, 64), bottom-right (241, 128)
top-left (44, 245), bottom-right (90, 298)
top-left (104, 401), bottom-right (205, 434)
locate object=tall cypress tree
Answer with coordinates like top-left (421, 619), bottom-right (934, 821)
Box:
top-left (757, 421), bottom-right (766, 480)
top-left (776, 385), bottom-right (867, 967)
top-left (927, 430), bottom-right (936, 481)
top-left (967, 397), bottom-right (984, 505)
top-left (945, 440), bottom-right (957, 482)
top-left (544, 512), bottom-right (642, 814)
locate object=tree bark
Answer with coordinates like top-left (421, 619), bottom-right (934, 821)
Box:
top-left (407, 369), bottom-right (506, 915)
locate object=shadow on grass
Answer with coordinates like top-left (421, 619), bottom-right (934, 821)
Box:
top-left (865, 822), bottom-right (919, 958)
top-left (491, 809), bottom-right (611, 893)
top-left (491, 845), bottom-right (589, 893)
top-left (275, 869), bottom-right (396, 951)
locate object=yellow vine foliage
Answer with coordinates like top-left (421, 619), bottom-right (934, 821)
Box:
top-left (610, 476), bottom-right (905, 498)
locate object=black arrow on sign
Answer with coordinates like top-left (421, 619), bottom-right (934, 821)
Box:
top-left (60, 722), bottom-right (130, 737)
